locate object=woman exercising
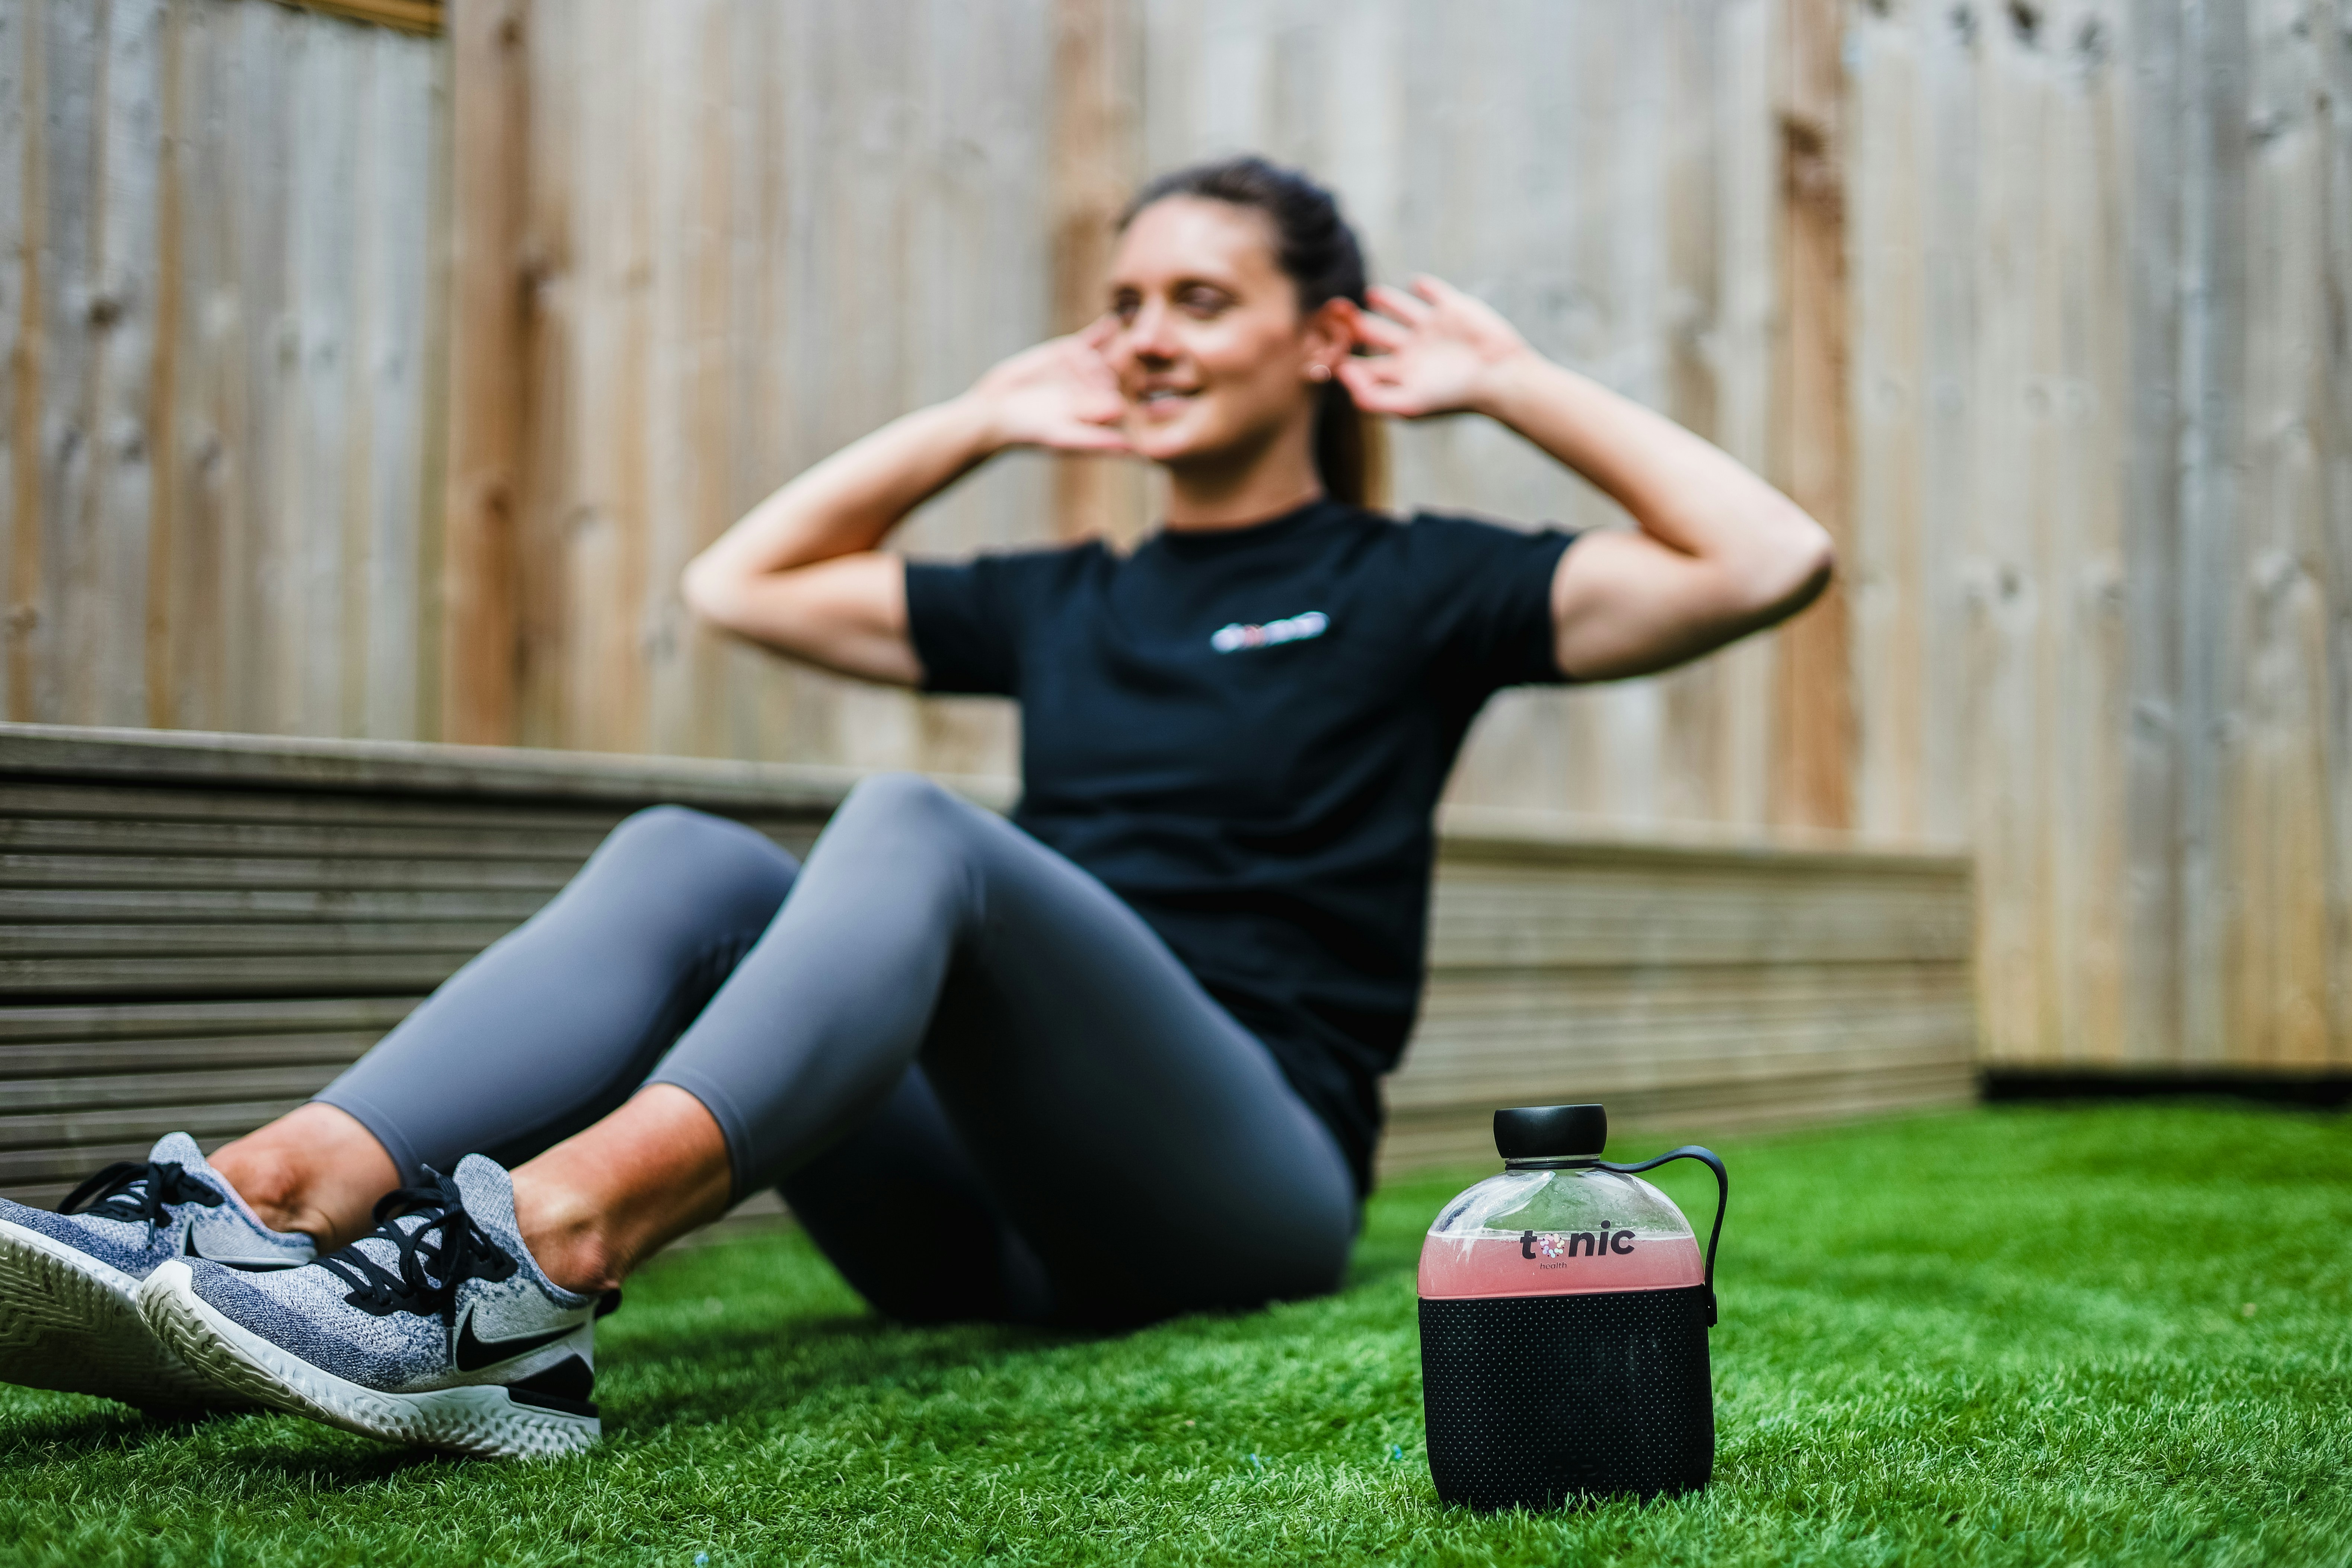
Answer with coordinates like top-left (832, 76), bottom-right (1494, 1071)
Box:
top-left (0, 157), bottom-right (1830, 1457)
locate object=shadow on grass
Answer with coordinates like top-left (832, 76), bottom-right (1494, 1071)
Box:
top-left (0, 1397), bottom-right (456, 1485)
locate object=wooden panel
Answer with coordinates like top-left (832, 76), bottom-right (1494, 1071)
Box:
top-left (1770, 0), bottom-right (1854, 831)
top-left (6, 0), bottom-right (2349, 1085)
top-left (0, 726), bottom-right (848, 1205)
top-left (0, 726), bottom-right (1974, 1205)
top-left (1385, 815), bottom-right (1978, 1174)
top-left (0, 0), bottom-right (443, 738)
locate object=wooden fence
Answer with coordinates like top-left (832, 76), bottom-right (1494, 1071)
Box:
top-left (1, 0), bottom-right (2345, 1079)
top-left (0, 724), bottom-right (1973, 1208)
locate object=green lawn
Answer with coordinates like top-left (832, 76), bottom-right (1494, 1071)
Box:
top-left (2, 1103), bottom-right (2347, 1566)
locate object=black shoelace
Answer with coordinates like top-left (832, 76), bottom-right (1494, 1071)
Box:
top-left (317, 1171), bottom-right (517, 1323)
top-left (59, 1160), bottom-right (224, 1234)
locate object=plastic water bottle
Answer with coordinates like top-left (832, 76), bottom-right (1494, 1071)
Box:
top-left (1417, 1104), bottom-right (1728, 1508)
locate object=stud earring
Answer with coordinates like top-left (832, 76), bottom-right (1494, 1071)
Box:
top-left (1307, 363), bottom-right (1332, 383)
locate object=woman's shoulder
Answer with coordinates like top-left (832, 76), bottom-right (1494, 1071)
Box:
top-left (912, 535), bottom-right (1116, 582)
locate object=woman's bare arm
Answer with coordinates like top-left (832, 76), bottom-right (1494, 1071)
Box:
top-left (682, 328), bottom-right (1129, 684)
top-left (1339, 279), bottom-right (1833, 681)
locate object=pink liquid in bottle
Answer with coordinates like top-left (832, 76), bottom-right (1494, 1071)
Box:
top-left (1418, 1229), bottom-right (1705, 1299)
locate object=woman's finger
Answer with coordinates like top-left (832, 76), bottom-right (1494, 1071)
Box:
top-left (1366, 282), bottom-right (1434, 325)
top-left (1335, 360), bottom-right (1414, 415)
top-left (1410, 274), bottom-right (1461, 308)
top-left (1349, 309), bottom-right (1413, 353)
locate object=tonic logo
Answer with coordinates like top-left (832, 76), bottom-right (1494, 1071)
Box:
top-left (1520, 1221), bottom-right (1638, 1264)
top-left (1210, 610), bottom-right (1328, 654)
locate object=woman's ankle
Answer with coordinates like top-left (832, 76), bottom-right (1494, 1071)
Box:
top-left (207, 1103), bottom-right (401, 1249)
top-left (208, 1141), bottom-right (328, 1238)
top-left (509, 1175), bottom-right (626, 1296)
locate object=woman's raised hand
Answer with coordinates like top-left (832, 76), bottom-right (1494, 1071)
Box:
top-left (968, 321), bottom-right (1133, 454)
top-left (1336, 277), bottom-right (1536, 421)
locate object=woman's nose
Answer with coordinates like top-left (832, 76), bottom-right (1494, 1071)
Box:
top-left (1124, 298), bottom-right (1180, 361)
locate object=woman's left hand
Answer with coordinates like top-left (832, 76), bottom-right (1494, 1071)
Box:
top-left (1335, 277), bottom-right (1535, 419)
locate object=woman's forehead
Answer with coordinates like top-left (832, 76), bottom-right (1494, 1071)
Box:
top-left (1111, 197), bottom-right (1282, 290)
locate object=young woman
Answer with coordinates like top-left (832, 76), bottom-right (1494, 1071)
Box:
top-left (0, 158), bottom-right (1829, 1457)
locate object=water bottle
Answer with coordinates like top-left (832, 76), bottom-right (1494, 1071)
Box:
top-left (1417, 1104), bottom-right (1728, 1509)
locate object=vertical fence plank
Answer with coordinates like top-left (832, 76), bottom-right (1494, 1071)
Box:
top-left (0, 0), bottom-right (32, 723)
top-left (82, 0), bottom-right (163, 732)
top-left (2322, 0), bottom-right (2352, 1066)
top-left (2240, 0), bottom-right (2334, 1065)
top-left (21, 0), bottom-right (104, 726)
top-left (2178, 0), bottom-right (2252, 1065)
top-left (1848, 0), bottom-right (1922, 842)
top-left (1771, 0), bottom-right (1854, 833)
top-left (440, 0), bottom-right (525, 744)
top-left (2121, 0), bottom-right (2185, 1066)
top-left (1048, 0), bottom-right (1145, 547)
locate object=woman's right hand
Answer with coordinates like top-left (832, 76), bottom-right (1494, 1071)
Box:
top-left (967, 322), bottom-right (1134, 454)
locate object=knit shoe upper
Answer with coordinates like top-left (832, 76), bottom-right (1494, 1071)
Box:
top-left (138, 1153), bottom-right (610, 1457)
top-left (0, 1133), bottom-right (314, 1409)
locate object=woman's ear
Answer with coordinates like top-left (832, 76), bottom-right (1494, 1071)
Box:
top-left (1307, 297), bottom-right (1361, 374)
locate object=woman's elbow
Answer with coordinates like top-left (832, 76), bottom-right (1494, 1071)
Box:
top-left (1752, 511), bottom-right (1835, 623)
top-left (679, 557), bottom-right (741, 631)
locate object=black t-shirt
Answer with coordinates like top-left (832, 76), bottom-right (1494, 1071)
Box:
top-left (904, 499), bottom-right (1576, 1193)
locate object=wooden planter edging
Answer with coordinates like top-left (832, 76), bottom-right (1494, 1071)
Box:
top-left (0, 724), bottom-right (1976, 1209)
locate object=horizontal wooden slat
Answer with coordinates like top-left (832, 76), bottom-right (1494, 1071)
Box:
top-left (0, 1102), bottom-right (312, 1178)
top-left (0, 723), bottom-right (1008, 817)
top-left (1392, 962), bottom-right (1975, 1112)
top-left (0, 922), bottom-right (521, 957)
top-left (0, 887), bottom-right (554, 923)
top-left (0, 1028), bottom-right (392, 1080)
top-left (1378, 1061), bottom-right (1979, 1177)
top-left (274, 1), bottom-right (444, 38)
top-left (0, 953), bottom-right (472, 999)
top-left (0, 780), bottom-right (668, 832)
top-left (0, 997), bottom-right (422, 1044)
top-left (0, 853), bottom-right (580, 892)
top-left (0, 817), bottom-right (614, 860)
top-left (1429, 866), bottom-right (1972, 967)
top-left (3, 1065), bottom-right (352, 1120)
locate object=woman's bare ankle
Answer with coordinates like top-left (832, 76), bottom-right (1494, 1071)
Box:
top-left (507, 1086), bottom-right (736, 1296)
top-left (509, 1174), bottom-right (626, 1296)
top-left (207, 1103), bottom-right (401, 1250)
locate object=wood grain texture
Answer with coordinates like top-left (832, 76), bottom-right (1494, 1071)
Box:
top-left (0, 0), bottom-right (443, 741)
top-left (4, 0), bottom-right (2349, 1077)
top-left (0, 726), bottom-right (1975, 1201)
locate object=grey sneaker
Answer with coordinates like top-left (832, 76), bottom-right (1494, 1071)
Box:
top-left (0, 1132), bottom-right (315, 1411)
top-left (139, 1153), bottom-right (611, 1459)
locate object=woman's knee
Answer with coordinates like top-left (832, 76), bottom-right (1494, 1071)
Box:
top-left (826, 772), bottom-right (985, 852)
top-left (583, 805), bottom-right (798, 910)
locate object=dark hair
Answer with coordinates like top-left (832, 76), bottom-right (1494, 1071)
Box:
top-left (1118, 156), bottom-right (1385, 509)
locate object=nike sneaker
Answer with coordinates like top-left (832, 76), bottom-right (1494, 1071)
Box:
top-left (139, 1153), bottom-right (613, 1458)
top-left (0, 1132), bottom-right (315, 1411)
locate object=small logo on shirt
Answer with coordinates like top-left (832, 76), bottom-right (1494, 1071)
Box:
top-left (1210, 610), bottom-right (1328, 654)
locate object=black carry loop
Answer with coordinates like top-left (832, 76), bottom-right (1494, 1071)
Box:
top-left (1598, 1146), bottom-right (1728, 1325)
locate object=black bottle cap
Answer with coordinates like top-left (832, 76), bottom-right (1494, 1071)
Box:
top-left (1493, 1104), bottom-right (1608, 1161)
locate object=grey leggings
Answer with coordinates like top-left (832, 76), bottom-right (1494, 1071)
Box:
top-left (316, 774), bottom-right (1357, 1328)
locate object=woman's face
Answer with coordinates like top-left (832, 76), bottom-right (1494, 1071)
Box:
top-left (1101, 197), bottom-right (1344, 470)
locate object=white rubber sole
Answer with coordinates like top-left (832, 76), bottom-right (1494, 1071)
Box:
top-left (0, 1219), bottom-right (231, 1411)
top-left (138, 1261), bottom-right (600, 1459)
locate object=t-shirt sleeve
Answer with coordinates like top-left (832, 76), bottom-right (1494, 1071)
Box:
top-left (903, 547), bottom-right (1079, 697)
top-left (1403, 512), bottom-right (1579, 693)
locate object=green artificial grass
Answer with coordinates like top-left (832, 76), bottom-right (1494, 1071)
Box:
top-left (2, 1102), bottom-right (2347, 1566)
